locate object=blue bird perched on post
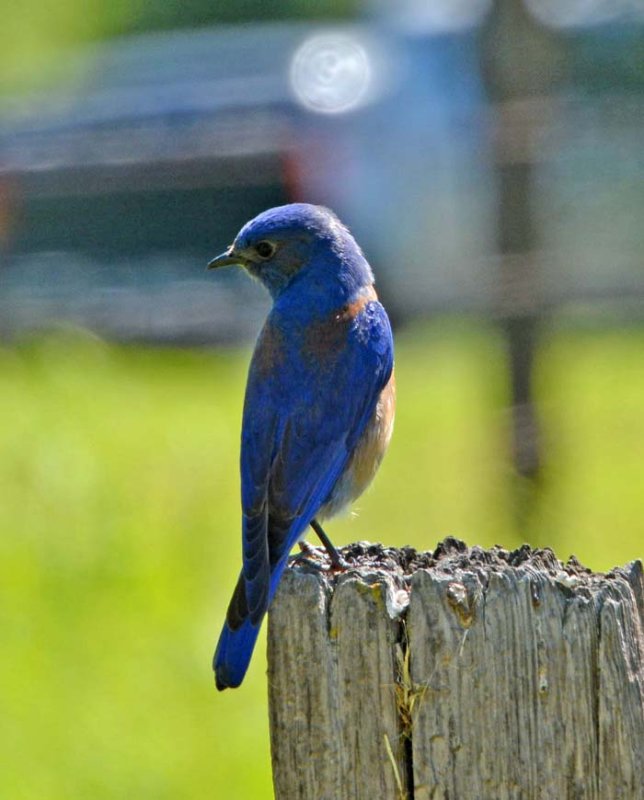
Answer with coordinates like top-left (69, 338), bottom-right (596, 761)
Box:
top-left (208, 203), bottom-right (395, 690)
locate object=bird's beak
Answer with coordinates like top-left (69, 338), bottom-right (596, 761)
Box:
top-left (207, 247), bottom-right (248, 270)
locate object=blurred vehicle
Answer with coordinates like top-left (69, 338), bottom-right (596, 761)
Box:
top-left (0, 25), bottom-right (308, 342)
top-left (0, 14), bottom-right (643, 343)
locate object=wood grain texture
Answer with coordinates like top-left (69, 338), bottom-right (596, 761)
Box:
top-left (267, 539), bottom-right (644, 800)
top-left (268, 566), bottom-right (409, 799)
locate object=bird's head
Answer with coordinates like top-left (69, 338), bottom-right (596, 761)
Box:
top-left (208, 203), bottom-right (372, 300)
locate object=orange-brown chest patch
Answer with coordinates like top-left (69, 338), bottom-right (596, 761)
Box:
top-left (302, 285), bottom-right (377, 363)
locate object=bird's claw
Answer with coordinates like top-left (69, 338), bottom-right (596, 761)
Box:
top-left (292, 542), bottom-right (350, 573)
top-left (327, 556), bottom-right (350, 572)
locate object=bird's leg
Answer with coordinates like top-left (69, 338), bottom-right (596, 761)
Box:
top-left (310, 518), bottom-right (349, 570)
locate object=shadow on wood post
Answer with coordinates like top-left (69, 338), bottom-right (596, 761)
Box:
top-left (267, 538), bottom-right (644, 800)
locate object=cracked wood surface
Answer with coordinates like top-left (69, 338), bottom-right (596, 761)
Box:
top-left (267, 538), bottom-right (644, 800)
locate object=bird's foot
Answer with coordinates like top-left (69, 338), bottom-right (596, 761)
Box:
top-left (325, 550), bottom-right (350, 572)
top-left (298, 540), bottom-right (319, 557)
top-left (291, 542), bottom-right (326, 572)
top-left (292, 541), bottom-right (350, 573)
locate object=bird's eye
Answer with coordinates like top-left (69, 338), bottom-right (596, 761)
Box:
top-left (255, 240), bottom-right (276, 259)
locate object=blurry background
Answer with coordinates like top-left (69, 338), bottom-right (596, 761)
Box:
top-left (1, 0), bottom-right (643, 797)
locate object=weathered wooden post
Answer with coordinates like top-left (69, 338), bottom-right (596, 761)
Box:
top-left (267, 538), bottom-right (644, 800)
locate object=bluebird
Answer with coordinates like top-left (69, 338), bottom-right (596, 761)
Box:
top-left (208, 203), bottom-right (395, 690)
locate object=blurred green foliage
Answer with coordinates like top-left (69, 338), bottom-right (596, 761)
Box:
top-left (0, 322), bottom-right (642, 798)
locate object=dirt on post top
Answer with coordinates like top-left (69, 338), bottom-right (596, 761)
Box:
top-left (289, 536), bottom-right (642, 602)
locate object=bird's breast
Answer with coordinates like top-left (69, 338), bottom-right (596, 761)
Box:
top-left (318, 370), bottom-right (396, 520)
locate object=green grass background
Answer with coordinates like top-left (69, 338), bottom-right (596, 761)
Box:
top-left (1, 320), bottom-right (642, 798)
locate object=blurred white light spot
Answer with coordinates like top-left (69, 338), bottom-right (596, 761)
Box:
top-left (290, 34), bottom-right (373, 115)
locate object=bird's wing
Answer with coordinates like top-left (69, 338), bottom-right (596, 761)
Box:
top-left (238, 300), bottom-right (393, 626)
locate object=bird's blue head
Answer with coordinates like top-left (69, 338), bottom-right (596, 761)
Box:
top-left (208, 204), bottom-right (373, 301)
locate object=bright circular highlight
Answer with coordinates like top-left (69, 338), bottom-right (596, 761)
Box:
top-left (290, 34), bottom-right (372, 115)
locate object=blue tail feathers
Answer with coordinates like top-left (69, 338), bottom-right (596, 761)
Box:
top-left (213, 617), bottom-right (262, 690)
top-left (214, 554), bottom-right (294, 690)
